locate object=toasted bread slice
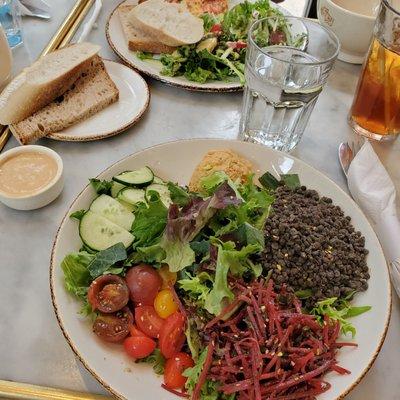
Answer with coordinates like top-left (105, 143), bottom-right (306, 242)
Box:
top-left (128, 0), bottom-right (204, 47)
top-left (0, 42), bottom-right (100, 124)
top-left (118, 4), bottom-right (176, 54)
top-left (10, 57), bottom-right (119, 145)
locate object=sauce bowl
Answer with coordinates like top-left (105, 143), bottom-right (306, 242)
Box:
top-left (0, 145), bottom-right (64, 210)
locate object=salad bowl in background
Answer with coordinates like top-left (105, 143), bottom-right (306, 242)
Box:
top-left (50, 139), bottom-right (391, 400)
top-left (106, 0), bottom-right (294, 92)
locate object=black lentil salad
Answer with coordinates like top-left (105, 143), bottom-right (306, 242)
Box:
top-left (259, 185), bottom-right (370, 309)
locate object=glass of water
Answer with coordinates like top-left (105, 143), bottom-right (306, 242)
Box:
top-left (0, 0), bottom-right (22, 48)
top-left (239, 17), bottom-right (339, 152)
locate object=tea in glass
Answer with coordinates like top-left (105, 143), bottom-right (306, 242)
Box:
top-left (349, 0), bottom-right (400, 140)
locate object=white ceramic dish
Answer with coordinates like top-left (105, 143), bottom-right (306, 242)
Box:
top-left (0, 145), bottom-right (63, 210)
top-left (106, 0), bottom-right (290, 92)
top-left (317, 0), bottom-right (378, 64)
top-left (50, 139), bottom-right (391, 400)
top-left (48, 59), bottom-right (150, 141)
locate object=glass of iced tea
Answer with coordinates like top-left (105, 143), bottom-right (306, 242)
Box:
top-left (349, 0), bottom-right (400, 141)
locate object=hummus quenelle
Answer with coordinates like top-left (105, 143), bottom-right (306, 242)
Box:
top-left (0, 151), bottom-right (58, 197)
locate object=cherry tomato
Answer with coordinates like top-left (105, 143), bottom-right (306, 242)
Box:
top-left (235, 41), bottom-right (247, 49)
top-left (159, 312), bottom-right (186, 358)
top-left (88, 275), bottom-right (129, 313)
top-left (129, 324), bottom-right (149, 338)
top-left (135, 305), bottom-right (164, 338)
top-left (154, 289), bottom-right (178, 319)
top-left (158, 265), bottom-right (177, 289)
top-left (210, 23), bottom-right (222, 33)
top-left (164, 353), bottom-right (194, 389)
top-left (93, 306), bottom-right (133, 343)
top-left (125, 264), bottom-right (162, 305)
top-left (123, 336), bottom-right (156, 359)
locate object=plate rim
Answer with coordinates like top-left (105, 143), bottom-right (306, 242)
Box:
top-left (49, 138), bottom-right (392, 400)
top-left (48, 59), bottom-right (150, 142)
top-left (105, 1), bottom-right (244, 93)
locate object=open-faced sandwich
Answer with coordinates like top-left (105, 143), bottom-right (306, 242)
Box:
top-left (0, 43), bottom-right (119, 145)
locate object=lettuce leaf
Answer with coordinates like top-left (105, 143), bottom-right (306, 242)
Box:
top-left (61, 251), bottom-right (94, 299)
top-left (87, 242), bottom-right (127, 278)
top-left (178, 271), bottom-right (213, 308)
top-left (204, 241), bottom-right (262, 315)
top-left (167, 182), bottom-right (190, 207)
top-left (89, 178), bottom-right (113, 195)
top-left (161, 183), bottom-right (240, 272)
top-left (131, 192), bottom-right (168, 247)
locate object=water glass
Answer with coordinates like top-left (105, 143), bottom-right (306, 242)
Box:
top-left (0, 0), bottom-right (22, 48)
top-left (239, 17), bottom-right (340, 152)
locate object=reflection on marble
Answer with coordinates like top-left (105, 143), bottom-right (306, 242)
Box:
top-left (0, 0), bottom-right (399, 399)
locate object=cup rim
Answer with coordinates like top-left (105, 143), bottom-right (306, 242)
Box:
top-left (323, 0), bottom-right (377, 20)
top-left (248, 16), bottom-right (340, 66)
top-left (0, 145), bottom-right (63, 199)
top-left (382, 0), bottom-right (400, 16)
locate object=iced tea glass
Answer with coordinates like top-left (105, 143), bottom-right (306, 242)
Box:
top-left (239, 17), bottom-right (339, 152)
top-left (349, 0), bottom-right (400, 141)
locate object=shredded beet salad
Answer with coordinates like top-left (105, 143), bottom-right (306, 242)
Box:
top-left (190, 279), bottom-right (356, 400)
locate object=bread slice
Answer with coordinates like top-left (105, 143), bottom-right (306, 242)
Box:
top-left (128, 0), bottom-right (204, 47)
top-left (118, 4), bottom-right (176, 53)
top-left (0, 42), bottom-right (100, 124)
top-left (10, 57), bottom-right (119, 145)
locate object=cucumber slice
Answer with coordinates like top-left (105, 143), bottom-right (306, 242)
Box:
top-left (153, 176), bottom-right (165, 184)
top-left (118, 199), bottom-right (135, 213)
top-left (118, 187), bottom-right (146, 206)
top-left (145, 183), bottom-right (172, 208)
top-left (89, 194), bottom-right (134, 231)
top-left (79, 211), bottom-right (134, 251)
top-left (112, 167), bottom-right (154, 188)
top-left (111, 182), bottom-right (125, 198)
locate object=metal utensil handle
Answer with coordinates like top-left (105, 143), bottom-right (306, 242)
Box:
top-left (0, 379), bottom-right (111, 400)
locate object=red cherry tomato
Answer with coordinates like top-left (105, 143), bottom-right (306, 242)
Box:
top-left (210, 23), bottom-right (222, 33)
top-left (235, 41), bottom-right (247, 49)
top-left (164, 353), bottom-right (194, 389)
top-left (129, 324), bottom-right (149, 338)
top-left (159, 312), bottom-right (186, 358)
top-left (123, 336), bottom-right (156, 359)
top-left (135, 306), bottom-right (164, 338)
top-left (88, 274), bottom-right (129, 313)
top-left (125, 264), bottom-right (162, 305)
top-left (93, 306), bottom-right (133, 343)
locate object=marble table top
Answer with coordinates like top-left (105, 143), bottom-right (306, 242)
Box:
top-left (1, 1), bottom-right (399, 399)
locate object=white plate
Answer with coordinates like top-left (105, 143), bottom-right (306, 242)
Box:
top-left (48, 60), bottom-right (150, 142)
top-left (105, 1), bottom-right (290, 92)
top-left (50, 139), bottom-right (391, 400)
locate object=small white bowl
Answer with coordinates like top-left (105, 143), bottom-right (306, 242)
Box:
top-left (0, 145), bottom-right (64, 210)
top-left (317, 0), bottom-right (379, 64)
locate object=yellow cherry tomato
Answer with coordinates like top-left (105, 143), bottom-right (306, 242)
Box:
top-left (154, 289), bottom-right (178, 319)
top-left (159, 264), bottom-right (177, 289)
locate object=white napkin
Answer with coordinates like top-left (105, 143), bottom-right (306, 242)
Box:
top-left (18, 0), bottom-right (50, 17)
top-left (75, 0), bottom-right (102, 44)
top-left (348, 141), bottom-right (400, 297)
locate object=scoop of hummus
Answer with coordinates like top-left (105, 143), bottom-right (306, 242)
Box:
top-left (189, 149), bottom-right (254, 192)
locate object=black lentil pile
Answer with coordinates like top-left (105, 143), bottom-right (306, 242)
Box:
top-left (259, 185), bottom-right (370, 308)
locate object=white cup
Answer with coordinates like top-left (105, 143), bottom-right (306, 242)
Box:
top-left (317, 0), bottom-right (379, 64)
top-left (0, 26), bottom-right (12, 91)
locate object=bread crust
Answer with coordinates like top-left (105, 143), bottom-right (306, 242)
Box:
top-left (10, 57), bottom-right (119, 145)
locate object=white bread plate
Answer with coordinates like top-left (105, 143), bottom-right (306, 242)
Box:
top-left (50, 139), bottom-right (391, 400)
top-left (106, 0), bottom-right (291, 92)
top-left (49, 59), bottom-right (150, 141)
